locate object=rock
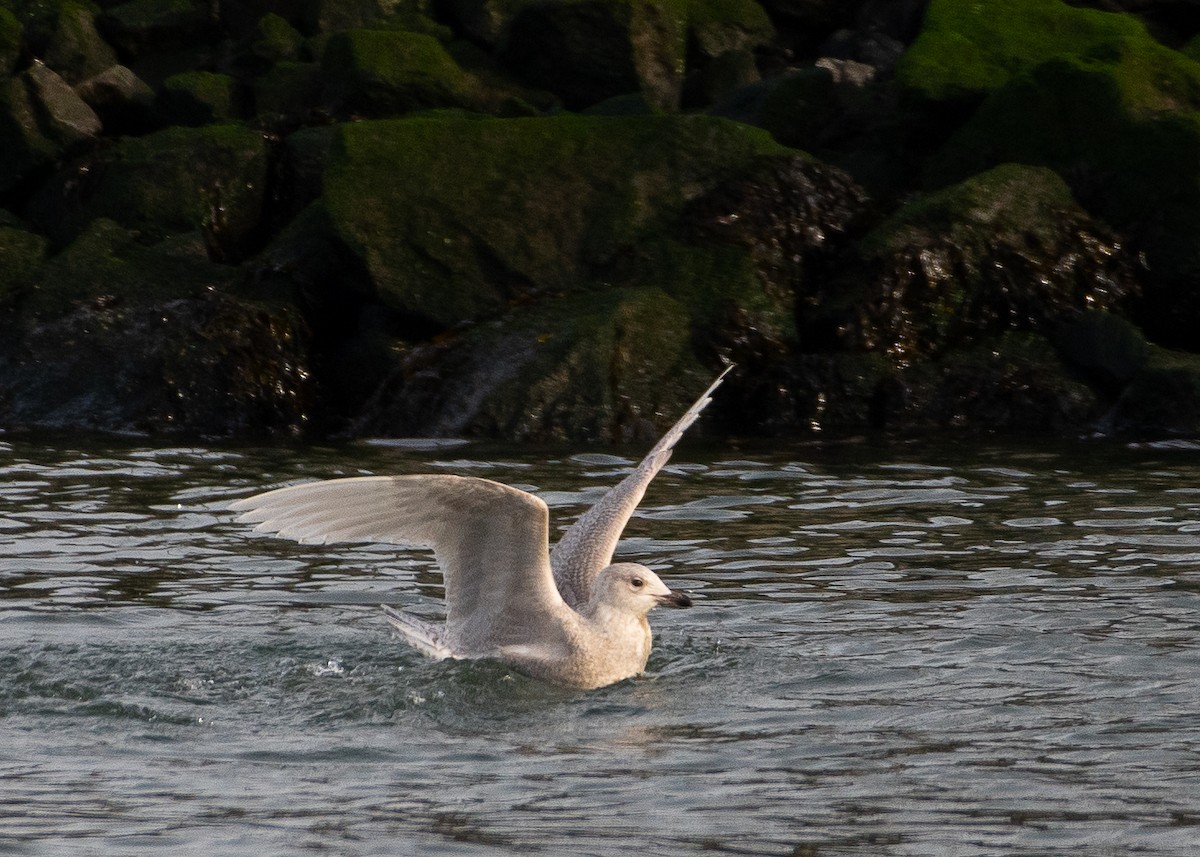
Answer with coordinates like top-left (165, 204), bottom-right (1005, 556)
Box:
top-left (0, 221), bottom-right (49, 308)
top-left (319, 28), bottom-right (479, 117)
top-left (253, 61), bottom-right (324, 125)
top-left (0, 8), bottom-right (20, 76)
top-left (155, 70), bottom-right (242, 125)
top-left (99, 0), bottom-right (216, 58)
top-left (26, 123), bottom-right (271, 260)
top-left (499, 0), bottom-right (687, 110)
top-left (904, 0), bottom-right (1200, 345)
top-left (319, 113), bottom-right (784, 330)
top-left (75, 64), bottom-right (156, 133)
top-left (814, 164), bottom-right (1139, 362)
top-left (0, 61), bottom-right (101, 192)
top-left (902, 332), bottom-right (1100, 432)
top-left (0, 218), bottom-right (314, 436)
top-left (43, 1), bottom-right (118, 84)
top-left (351, 287), bottom-right (712, 442)
top-left (1053, 310), bottom-right (1149, 390)
top-left (682, 152), bottom-right (869, 335)
top-left (1113, 346), bottom-right (1200, 435)
top-left (688, 0), bottom-right (775, 62)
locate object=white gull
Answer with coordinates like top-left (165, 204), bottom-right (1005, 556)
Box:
top-left (230, 367), bottom-right (731, 689)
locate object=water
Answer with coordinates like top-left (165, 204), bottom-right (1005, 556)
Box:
top-left (2, 434), bottom-right (1199, 856)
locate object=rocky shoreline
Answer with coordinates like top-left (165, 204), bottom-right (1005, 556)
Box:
top-left (2, 0), bottom-right (1199, 442)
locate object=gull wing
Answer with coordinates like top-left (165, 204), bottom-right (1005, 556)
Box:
top-left (549, 366), bottom-right (732, 607)
top-left (230, 475), bottom-right (566, 652)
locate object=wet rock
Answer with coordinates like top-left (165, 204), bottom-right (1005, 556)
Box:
top-left (0, 219), bottom-right (314, 436)
top-left (1113, 346), bottom-right (1200, 435)
top-left (26, 123), bottom-right (271, 260)
top-left (901, 332), bottom-right (1100, 432)
top-left (817, 164), bottom-right (1138, 363)
top-left (319, 113), bottom-right (784, 329)
top-left (499, 0), bottom-right (687, 110)
top-left (1053, 310), bottom-right (1149, 391)
top-left (683, 153), bottom-right (868, 327)
top-left (352, 287), bottom-right (712, 442)
top-left (319, 28), bottom-right (479, 117)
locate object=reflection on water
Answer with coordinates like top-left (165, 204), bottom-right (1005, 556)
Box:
top-left (2, 434), bottom-right (1199, 855)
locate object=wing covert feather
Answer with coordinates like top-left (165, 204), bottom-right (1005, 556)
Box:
top-left (231, 475), bottom-right (564, 647)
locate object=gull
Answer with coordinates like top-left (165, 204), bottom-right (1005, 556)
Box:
top-left (230, 367), bottom-right (732, 689)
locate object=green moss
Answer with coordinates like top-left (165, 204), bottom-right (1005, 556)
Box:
top-left (157, 71), bottom-right (239, 125)
top-left (322, 113), bottom-right (783, 327)
top-left (320, 28), bottom-right (476, 115)
top-left (254, 61), bottom-right (321, 122)
top-left (27, 218), bottom-right (236, 316)
top-left (897, 0), bottom-right (1200, 110)
top-left (687, 0), bottom-right (773, 59)
top-left (0, 6), bottom-right (21, 74)
top-left (251, 12), bottom-right (304, 63)
top-left (0, 224), bottom-right (48, 306)
top-left (1115, 346), bottom-right (1200, 434)
top-left (44, 1), bottom-right (117, 84)
top-left (28, 123), bottom-right (270, 255)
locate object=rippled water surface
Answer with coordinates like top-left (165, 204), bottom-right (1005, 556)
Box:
top-left (2, 434), bottom-right (1199, 856)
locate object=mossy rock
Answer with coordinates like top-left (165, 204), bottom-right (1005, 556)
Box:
top-left (499, 0), bottom-right (689, 110)
top-left (0, 217), bottom-right (315, 435)
top-left (896, 0), bottom-right (1200, 110)
top-left (43, 1), bottom-right (118, 84)
top-left (1113, 346), bottom-right (1200, 435)
top-left (901, 332), bottom-right (1100, 433)
top-left (0, 7), bottom-right (19, 75)
top-left (687, 0), bottom-right (774, 62)
top-left (321, 113), bottom-right (784, 329)
top-left (155, 70), bottom-right (241, 125)
top-left (818, 164), bottom-right (1138, 362)
top-left (1052, 310), bottom-right (1149, 390)
top-left (0, 223), bottom-right (48, 307)
top-left (353, 286), bottom-right (711, 442)
top-left (253, 61), bottom-right (322, 124)
top-left (249, 12), bottom-right (305, 64)
top-left (319, 28), bottom-right (478, 117)
top-left (100, 0), bottom-right (215, 56)
top-left (926, 55), bottom-right (1200, 345)
top-left (0, 62), bottom-right (100, 192)
top-left (26, 123), bottom-right (271, 259)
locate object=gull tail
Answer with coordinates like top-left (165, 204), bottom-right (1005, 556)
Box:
top-left (380, 604), bottom-right (456, 660)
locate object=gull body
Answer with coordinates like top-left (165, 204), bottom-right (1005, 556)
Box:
top-left (230, 368), bottom-right (730, 689)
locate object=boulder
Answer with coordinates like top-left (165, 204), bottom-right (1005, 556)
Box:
top-left (43, 1), bottom-right (118, 84)
top-left (351, 286), bottom-right (713, 442)
top-left (0, 8), bottom-right (20, 76)
top-left (0, 221), bottom-right (49, 307)
top-left (75, 64), bottom-right (156, 133)
top-left (499, 0), bottom-right (687, 110)
top-left (319, 28), bottom-right (479, 117)
top-left (1113, 346), bottom-right (1200, 435)
top-left (813, 164), bottom-right (1139, 362)
top-left (0, 61), bottom-right (101, 192)
top-left (26, 123), bottom-right (271, 260)
top-left (0, 219), bottom-right (314, 436)
top-left (155, 70), bottom-right (242, 125)
top-left (319, 113), bottom-right (784, 329)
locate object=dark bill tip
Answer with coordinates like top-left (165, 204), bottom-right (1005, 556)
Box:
top-left (658, 591), bottom-right (693, 608)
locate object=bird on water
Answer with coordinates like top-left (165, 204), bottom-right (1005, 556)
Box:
top-left (230, 367), bottom-right (732, 689)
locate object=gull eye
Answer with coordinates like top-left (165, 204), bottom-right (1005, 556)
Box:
top-left (631, 577), bottom-right (644, 589)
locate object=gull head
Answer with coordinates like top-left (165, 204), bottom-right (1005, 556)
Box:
top-left (592, 563), bottom-right (692, 616)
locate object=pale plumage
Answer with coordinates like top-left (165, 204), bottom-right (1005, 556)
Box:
top-left (230, 367), bottom-right (731, 689)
